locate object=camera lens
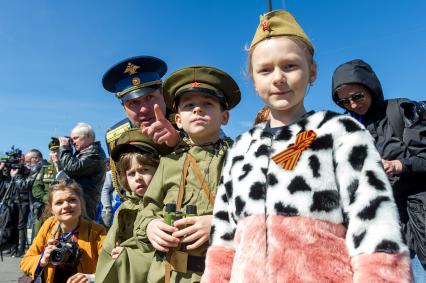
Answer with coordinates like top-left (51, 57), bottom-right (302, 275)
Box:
top-left (50, 249), bottom-right (66, 266)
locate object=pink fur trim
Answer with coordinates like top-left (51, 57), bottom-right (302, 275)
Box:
top-left (267, 216), bottom-right (352, 282)
top-left (232, 215), bottom-right (352, 282)
top-left (201, 245), bottom-right (235, 283)
top-left (231, 215), bottom-right (268, 282)
top-left (351, 252), bottom-right (413, 283)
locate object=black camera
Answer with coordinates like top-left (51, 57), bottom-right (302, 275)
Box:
top-left (1, 146), bottom-right (22, 164)
top-left (50, 238), bottom-right (82, 268)
top-left (0, 146), bottom-right (28, 174)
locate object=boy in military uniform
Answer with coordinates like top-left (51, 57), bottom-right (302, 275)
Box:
top-left (31, 138), bottom-right (60, 240)
top-left (95, 129), bottom-right (173, 283)
top-left (135, 66), bottom-right (240, 283)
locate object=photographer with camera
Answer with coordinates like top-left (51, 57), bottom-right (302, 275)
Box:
top-left (0, 147), bottom-right (42, 257)
top-left (21, 180), bottom-right (106, 283)
top-left (58, 123), bottom-right (107, 221)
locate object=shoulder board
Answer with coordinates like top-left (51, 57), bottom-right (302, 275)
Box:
top-left (106, 119), bottom-right (133, 144)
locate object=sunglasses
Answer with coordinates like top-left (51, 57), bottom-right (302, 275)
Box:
top-left (338, 92), bottom-right (366, 106)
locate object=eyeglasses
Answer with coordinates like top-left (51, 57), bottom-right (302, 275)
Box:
top-left (337, 92), bottom-right (366, 106)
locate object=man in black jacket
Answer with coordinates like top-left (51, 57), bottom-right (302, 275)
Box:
top-left (332, 59), bottom-right (426, 280)
top-left (0, 149), bottom-right (42, 257)
top-left (59, 122), bottom-right (106, 220)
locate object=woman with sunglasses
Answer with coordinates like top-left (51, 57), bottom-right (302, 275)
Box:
top-left (332, 59), bottom-right (426, 282)
top-left (20, 180), bottom-right (106, 283)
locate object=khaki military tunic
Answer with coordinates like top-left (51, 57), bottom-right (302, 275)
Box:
top-left (95, 193), bottom-right (155, 283)
top-left (32, 162), bottom-right (58, 238)
top-left (135, 138), bottom-right (231, 283)
top-left (32, 163), bottom-right (57, 202)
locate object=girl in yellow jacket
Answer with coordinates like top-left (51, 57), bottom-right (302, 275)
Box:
top-left (21, 180), bottom-right (106, 283)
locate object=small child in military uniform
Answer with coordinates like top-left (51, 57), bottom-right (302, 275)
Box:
top-left (95, 129), bottom-right (173, 283)
top-left (134, 66), bottom-right (240, 283)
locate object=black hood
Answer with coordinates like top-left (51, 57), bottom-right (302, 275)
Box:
top-left (331, 59), bottom-right (385, 117)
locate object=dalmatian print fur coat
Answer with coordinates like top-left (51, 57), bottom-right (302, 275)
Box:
top-left (202, 111), bottom-right (412, 283)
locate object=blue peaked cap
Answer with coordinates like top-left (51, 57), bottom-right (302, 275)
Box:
top-left (102, 56), bottom-right (167, 103)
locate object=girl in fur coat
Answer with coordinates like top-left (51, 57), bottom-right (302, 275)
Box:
top-left (202, 10), bottom-right (412, 283)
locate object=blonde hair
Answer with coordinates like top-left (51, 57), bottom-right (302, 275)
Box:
top-left (43, 180), bottom-right (87, 220)
top-left (247, 35), bottom-right (315, 80)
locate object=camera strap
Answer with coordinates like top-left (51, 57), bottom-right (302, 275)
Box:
top-left (53, 223), bottom-right (80, 241)
top-left (34, 223), bottom-right (80, 277)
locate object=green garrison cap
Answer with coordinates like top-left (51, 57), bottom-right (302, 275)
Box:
top-left (110, 128), bottom-right (174, 161)
top-left (163, 66), bottom-right (241, 111)
top-left (250, 10), bottom-right (313, 52)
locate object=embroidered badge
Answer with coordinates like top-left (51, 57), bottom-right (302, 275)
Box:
top-left (272, 130), bottom-right (317, 170)
top-left (124, 62), bottom-right (140, 75)
top-left (191, 81), bottom-right (201, 87)
top-left (132, 77), bottom-right (141, 86)
top-left (261, 20), bottom-right (269, 31)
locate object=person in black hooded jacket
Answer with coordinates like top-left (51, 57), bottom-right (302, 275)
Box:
top-left (332, 59), bottom-right (426, 281)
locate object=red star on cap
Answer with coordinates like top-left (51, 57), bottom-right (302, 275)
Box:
top-left (262, 21), bottom-right (269, 31)
top-left (191, 81), bottom-right (201, 87)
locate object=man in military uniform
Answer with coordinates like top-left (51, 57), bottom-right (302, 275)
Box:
top-left (31, 138), bottom-right (60, 239)
top-left (103, 56), bottom-right (181, 199)
top-left (103, 55), bottom-right (181, 154)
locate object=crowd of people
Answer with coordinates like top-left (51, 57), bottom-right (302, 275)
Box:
top-left (0, 8), bottom-right (425, 283)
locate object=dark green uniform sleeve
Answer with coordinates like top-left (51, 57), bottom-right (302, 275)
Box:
top-left (31, 167), bottom-right (46, 200)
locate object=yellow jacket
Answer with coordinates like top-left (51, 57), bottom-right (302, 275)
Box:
top-left (21, 216), bottom-right (106, 283)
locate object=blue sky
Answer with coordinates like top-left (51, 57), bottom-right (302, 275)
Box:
top-left (0, 0), bottom-right (425, 158)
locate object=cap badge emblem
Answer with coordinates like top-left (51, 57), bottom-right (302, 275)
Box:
top-left (124, 62), bottom-right (140, 75)
top-left (261, 20), bottom-right (269, 31)
top-left (132, 77), bottom-right (141, 86)
top-left (191, 81), bottom-right (201, 87)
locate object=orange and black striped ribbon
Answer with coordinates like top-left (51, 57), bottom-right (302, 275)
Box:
top-left (272, 130), bottom-right (317, 171)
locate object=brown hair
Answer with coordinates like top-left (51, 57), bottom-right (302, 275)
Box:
top-left (43, 180), bottom-right (87, 220)
top-left (117, 151), bottom-right (160, 192)
top-left (254, 106), bottom-right (270, 125)
top-left (247, 35), bottom-right (315, 80)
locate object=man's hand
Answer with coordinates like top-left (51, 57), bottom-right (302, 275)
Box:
top-left (49, 151), bottom-right (59, 162)
top-left (59, 137), bottom-right (70, 147)
top-left (141, 104), bottom-right (180, 147)
top-left (0, 162), bottom-right (5, 170)
top-left (172, 215), bottom-right (213, 250)
top-left (382, 159), bottom-right (403, 176)
top-left (10, 168), bottom-right (19, 177)
top-left (146, 218), bottom-right (179, 252)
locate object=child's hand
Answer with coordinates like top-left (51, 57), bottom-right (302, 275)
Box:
top-left (172, 215), bottom-right (212, 250)
top-left (40, 238), bottom-right (58, 267)
top-left (147, 218), bottom-right (179, 252)
top-left (66, 273), bottom-right (93, 283)
top-left (111, 245), bottom-right (123, 260)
